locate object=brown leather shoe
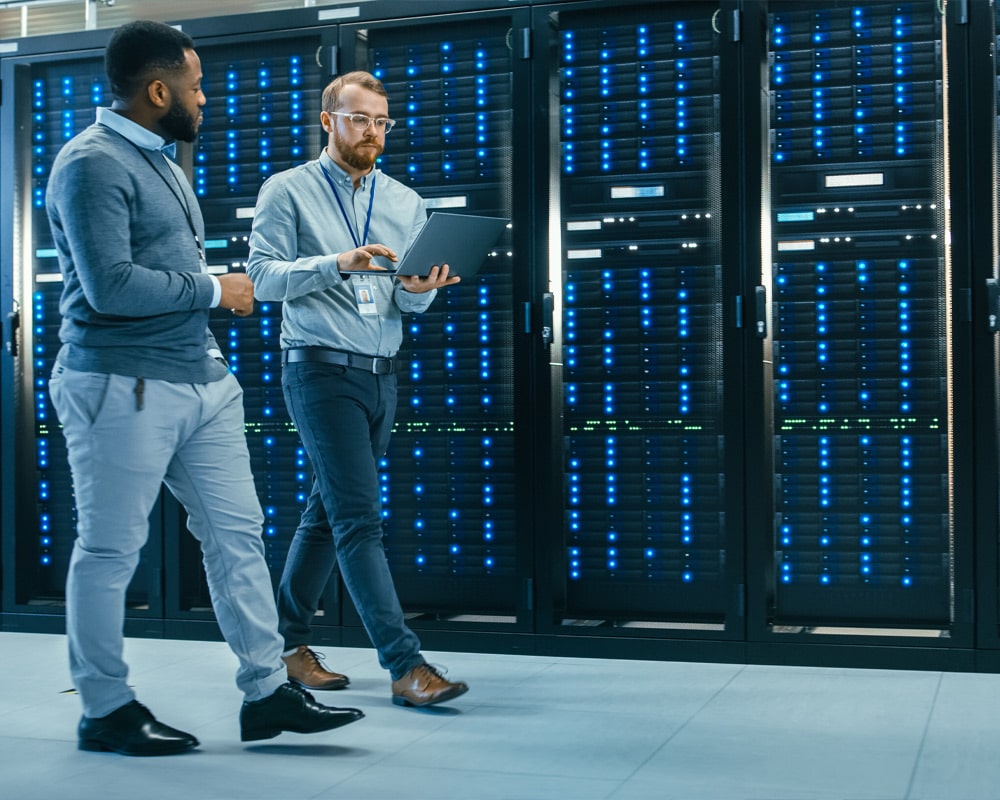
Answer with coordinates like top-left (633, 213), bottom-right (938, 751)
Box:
top-left (391, 663), bottom-right (469, 707)
top-left (282, 646), bottom-right (350, 691)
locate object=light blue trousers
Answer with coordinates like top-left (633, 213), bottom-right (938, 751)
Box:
top-left (49, 364), bottom-right (287, 718)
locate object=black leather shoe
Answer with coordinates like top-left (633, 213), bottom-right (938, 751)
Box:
top-left (78, 700), bottom-right (199, 756)
top-left (240, 682), bottom-right (364, 742)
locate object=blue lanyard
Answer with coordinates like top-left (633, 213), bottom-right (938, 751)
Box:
top-left (321, 166), bottom-right (376, 248)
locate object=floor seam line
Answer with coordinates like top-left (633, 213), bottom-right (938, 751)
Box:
top-left (903, 670), bottom-right (944, 800)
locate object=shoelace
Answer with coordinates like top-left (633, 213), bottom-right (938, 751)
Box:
top-left (415, 663), bottom-right (450, 681)
top-left (303, 647), bottom-right (333, 671)
top-left (283, 681), bottom-right (317, 702)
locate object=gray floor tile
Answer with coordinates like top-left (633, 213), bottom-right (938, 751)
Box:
top-left (0, 632), bottom-right (996, 800)
top-left (621, 665), bottom-right (939, 800)
top-left (906, 672), bottom-right (1000, 800)
top-left (331, 764), bottom-right (621, 800)
top-left (384, 702), bottom-right (684, 781)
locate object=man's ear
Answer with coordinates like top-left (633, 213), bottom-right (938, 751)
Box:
top-left (320, 110), bottom-right (333, 134)
top-left (145, 78), bottom-right (169, 110)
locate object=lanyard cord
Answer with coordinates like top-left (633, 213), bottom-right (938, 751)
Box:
top-left (121, 136), bottom-right (205, 261)
top-left (321, 165), bottom-right (377, 248)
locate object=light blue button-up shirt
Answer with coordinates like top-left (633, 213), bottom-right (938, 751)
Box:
top-left (96, 106), bottom-right (175, 154)
top-left (247, 148), bottom-right (435, 357)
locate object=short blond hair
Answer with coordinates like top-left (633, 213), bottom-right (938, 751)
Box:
top-left (322, 71), bottom-right (388, 113)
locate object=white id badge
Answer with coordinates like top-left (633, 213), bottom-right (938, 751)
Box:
top-left (353, 275), bottom-right (379, 315)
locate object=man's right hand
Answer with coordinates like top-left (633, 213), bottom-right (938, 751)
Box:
top-left (337, 244), bottom-right (398, 274)
top-left (218, 272), bottom-right (255, 317)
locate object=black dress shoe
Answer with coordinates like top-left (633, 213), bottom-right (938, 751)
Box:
top-left (78, 700), bottom-right (199, 756)
top-left (240, 682), bottom-right (364, 742)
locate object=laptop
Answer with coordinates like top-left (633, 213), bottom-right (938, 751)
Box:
top-left (342, 212), bottom-right (508, 277)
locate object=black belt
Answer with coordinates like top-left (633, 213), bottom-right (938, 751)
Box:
top-left (281, 347), bottom-right (397, 374)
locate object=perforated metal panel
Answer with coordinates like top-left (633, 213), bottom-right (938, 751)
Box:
top-left (356, 18), bottom-right (519, 613)
top-left (768, 1), bottom-right (950, 624)
top-left (555, 6), bottom-right (727, 621)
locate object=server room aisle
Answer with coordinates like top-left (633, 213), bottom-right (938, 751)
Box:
top-left (0, 631), bottom-right (997, 800)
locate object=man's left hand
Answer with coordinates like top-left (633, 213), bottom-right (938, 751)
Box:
top-left (398, 264), bottom-right (461, 293)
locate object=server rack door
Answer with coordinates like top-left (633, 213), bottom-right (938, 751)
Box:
top-left (2, 53), bottom-right (164, 627)
top-left (973, 0), bottom-right (1000, 650)
top-left (764, 1), bottom-right (959, 633)
top-left (337, 10), bottom-right (529, 630)
top-left (547, 2), bottom-right (737, 633)
top-left (165, 32), bottom-right (326, 622)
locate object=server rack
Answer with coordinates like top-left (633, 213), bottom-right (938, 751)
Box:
top-left (3, 0), bottom-right (999, 671)
top-left (165, 30), bottom-right (329, 627)
top-left (537, 0), bottom-right (748, 652)
top-left (335, 5), bottom-right (537, 645)
top-left (972, 0), bottom-right (1000, 658)
top-left (0, 4), bottom-right (542, 648)
top-left (753, 0), bottom-right (976, 659)
top-left (0, 49), bottom-right (167, 632)
top-left (0, 25), bottom-right (334, 633)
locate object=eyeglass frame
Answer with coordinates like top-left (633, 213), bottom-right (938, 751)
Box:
top-left (327, 110), bottom-right (397, 134)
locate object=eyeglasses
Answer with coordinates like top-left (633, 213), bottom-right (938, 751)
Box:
top-left (328, 111), bottom-right (396, 134)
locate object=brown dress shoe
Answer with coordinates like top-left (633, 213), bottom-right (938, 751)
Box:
top-left (282, 646), bottom-right (350, 690)
top-left (391, 663), bottom-right (469, 707)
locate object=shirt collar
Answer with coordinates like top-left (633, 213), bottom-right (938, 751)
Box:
top-left (319, 147), bottom-right (375, 190)
top-left (96, 107), bottom-right (176, 159)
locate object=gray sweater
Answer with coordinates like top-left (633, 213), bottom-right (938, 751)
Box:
top-left (46, 121), bottom-right (226, 384)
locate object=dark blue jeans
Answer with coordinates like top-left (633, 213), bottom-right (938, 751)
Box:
top-left (277, 361), bottom-right (423, 680)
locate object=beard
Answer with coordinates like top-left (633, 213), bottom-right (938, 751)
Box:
top-left (333, 124), bottom-right (383, 172)
top-left (160, 97), bottom-right (200, 143)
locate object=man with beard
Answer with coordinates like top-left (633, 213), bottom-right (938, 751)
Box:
top-left (45, 20), bottom-right (364, 755)
top-left (247, 72), bottom-right (470, 708)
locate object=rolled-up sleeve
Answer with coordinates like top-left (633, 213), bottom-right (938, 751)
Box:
top-left (247, 177), bottom-right (344, 302)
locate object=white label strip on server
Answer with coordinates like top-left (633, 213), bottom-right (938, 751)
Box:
top-left (610, 185), bottom-right (664, 199)
top-left (567, 249), bottom-right (602, 260)
top-left (777, 240), bottom-right (816, 252)
top-left (318, 5), bottom-right (361, 21)
top-left (824, 172), bottom-right (884, 189)
top-left (426, 196), bottom-right (468, 209)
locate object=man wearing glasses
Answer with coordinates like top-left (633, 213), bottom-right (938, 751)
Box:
top-left (247, 71), bottom-right (469, 708)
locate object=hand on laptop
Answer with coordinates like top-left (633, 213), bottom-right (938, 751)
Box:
top-left (337, 244), bottom-right (396, 274)
top-left (398, 264), bottom-right (461, 294)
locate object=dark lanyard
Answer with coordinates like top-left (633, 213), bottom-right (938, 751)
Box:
top-left (122, 137), bottom-right (205, 262)
top-left (321, 166), bottom-right (376, 248)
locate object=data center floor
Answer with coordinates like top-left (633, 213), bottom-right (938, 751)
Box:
top-left (0, 630), bottom-right (997, 800)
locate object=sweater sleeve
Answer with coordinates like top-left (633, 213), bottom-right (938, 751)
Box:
top-left (246, 175), bottom-right (344, 302)
top-left (49, 148), bottom-right (216, 317)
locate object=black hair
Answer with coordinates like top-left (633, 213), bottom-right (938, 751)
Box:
top-left (105, 20), bottom-right (195, 102)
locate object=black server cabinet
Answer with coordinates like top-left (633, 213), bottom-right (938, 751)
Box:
top-left (541, 1), bottom-right (745, 641)
top-left (0, 51), bottom-right (166, 629)
top-left (759, 1), bottom-right (971, 643)
top-left (0, 29), bottom-right (330, 632)
top-left (166, 31), bottom-right (327, 624)
top-left (335, 6), bottom-right (536, 639)
top-left (973, 0), bottom-right (1000, 654)
top-left (5, 0), bottom-right (998, 671)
